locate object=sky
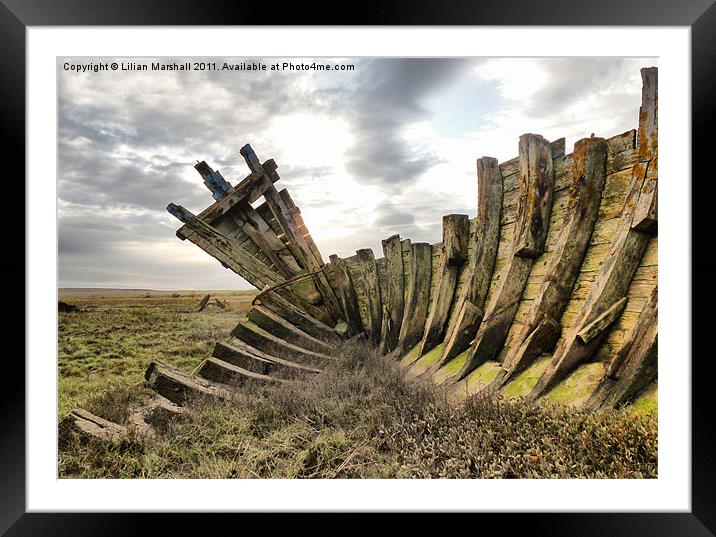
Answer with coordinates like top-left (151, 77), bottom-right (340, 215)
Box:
top-left (58, 57), bottom-right (655, 290)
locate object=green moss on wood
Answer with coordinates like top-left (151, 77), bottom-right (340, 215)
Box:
top-left (399, 344), bottom-right (421, 368)
top-left (432, 350), bottom-right (469, 385)
top-left (407, 343), bottom-right (445, 378)
top-left (629, 382), bottom-right (657, 416)
top-left (545, 362), bottom-right (605, 408)
top-left (465, 361), bottom-right (502, 394)
top-left (501, 354), bottom-right (552, 399)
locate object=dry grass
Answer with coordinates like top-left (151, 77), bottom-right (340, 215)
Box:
top-left (59, 338), bottom-right (657, 479)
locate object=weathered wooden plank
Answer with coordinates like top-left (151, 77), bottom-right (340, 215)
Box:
top-left (393, 243), bottom-right (432, 358)
top-left (455, 256), bottom-right (533, 380)
top-left (499, 137), bottom-right (608, 384)
top-left (530, 70), bottom-right (658, 399)
top-left (231, 321), bottom-right (336, 365)
top-left (327, 255), bottom-right (362, 336)
top-left (279, 188), bottom-right (326, 266)
top-left (194, 161), bottom-right (232, 200)
top-left (631, 68), bottom-right (658, 234)
top-left (416, 215), bottom-right (469, 359)
top-left (355, 248), bottom-right (382, 346)
top-left (378, 234), bottom-right (404, 354)
top-left (195, 357), bottom-right (287, 386)
top-left (145, 362), bottom-right (230, 406)
top-left (247, 305), bottom-right (333, 353)
top-left (168, 205), bottom-right (283, 290)
top-left (513, 133), bottom-right (555, 258)
top-left (63, 409), bottom-right (127, 442)
top-left (258, 289), bottom-right (339, 343)
top-left (240, 144), bottom-right (343, 322)
top-left (214, 340), bottom-right (321, 374)
top-left (442, 214), bottom-right (470, 266)
top-left (576, 297), bottom-right (627, 344)
top-left (588, 286), bottom-right (657, 409)
top-left (437, 157), bottom-right (503, 368)
top-left (187, 159), bottom-right (279, 226)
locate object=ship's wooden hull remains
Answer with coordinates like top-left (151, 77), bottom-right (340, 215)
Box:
top-left (65, 67), bottom-right (658, 438)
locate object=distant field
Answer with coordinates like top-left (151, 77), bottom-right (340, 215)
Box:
top-left (58, 289), bottom-right (256, 417)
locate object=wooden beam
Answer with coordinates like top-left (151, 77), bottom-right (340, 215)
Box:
top-left (240, 144), bottom-right (343, 322)
top-left (144, 362), bottom-right (230, 406)
top-left (63, 409), bottom-right (127, 442)
top-left (499, 137), bottom-right (608, 384)
top-left (393, 243), bottom-right (432, 358)
top-left (231, 321), bottom-right (336, 365)
top-left (167, 203), bottom-right (283, 290)
top-left (258, 289), bottom-right (341, 343)
top-left (194, 161), bottom-right (232, 200)
top-left (631, 67), bottom-right (658, 234)
top-left (247, 305), bottom-right (333, 353)
top-left (455, 134), bottom-right (554, 381)
top-left (513, 134), bottom-right (555, 258)
top-left (378, 234), bottom-right (405, 354)
top-left (195, 357), bottom-right (287, 386)
top-left (588, 286), bottom-right (657, 409)
top-left (576, 297), bottom-right (627, 345)
top-left (436, 156), bottom-right (503, 369)
top-left (417, 215), bottom-right (469, 359)
top-left (213, 341), bottom-right (321, 376)
top-left (355, 248), bottom-right (383, 346)
top-left (328, 254), bottom-right (363, 337)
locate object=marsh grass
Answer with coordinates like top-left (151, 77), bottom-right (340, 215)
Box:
top-left (59, 338), bottom-right (657, 479)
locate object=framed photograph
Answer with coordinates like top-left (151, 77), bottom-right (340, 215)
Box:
top-left (6, 0), bottom-right (713, 534)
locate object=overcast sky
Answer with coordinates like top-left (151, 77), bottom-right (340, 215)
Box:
top-left (58, 57), bottom-right (654, 290)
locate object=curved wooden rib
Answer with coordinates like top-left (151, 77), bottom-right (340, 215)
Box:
top-left (393, 243), bottom-right (432, 358)
top-left (455, 134), bottom-right (555, 381)
top-left (497, 137), bottom-right (608, 386)
top-left (378, 234), bottom-right (405, 354)
top-left (355, 248), bottom-right (383, 346)
top-left (531, 67), bottom-right (657, 399)
top-left (434, 157), bottom-right (503, 369)
top-left (416, 215), bottom-right (469, 360)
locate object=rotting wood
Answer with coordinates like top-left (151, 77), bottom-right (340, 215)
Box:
top-left (498, 137), bottom-right (608, 385)
top-left (442, 214), bottom-right (470, 266)
top-left (257, 289), bottom-right (340, 343)
top-left (63, 409), bottom-right (127, 442)
top-left (513, 134), bottom-right (555, 258)
top-left (378, 234), bottom-right (405, 354)
top-left (145, 362), bottom-right (230, 406)
top-left (436, 157), bottom-right (503, 369)
top-left (231, 321), bottom-right (336, 365)
top-left (355, 248), bottom-right (383, 346)
top-left (168, 203), bottom-right (283, 290)
top-left (247, 305), bottom-right (333, 353)
top-left (455, 134), bottom-right (555, 381)
top-left (213, 341), bottom-right (321, 375)
top-left (194, 160), bottom-right (232, 200)
top-left (328, 254), bottom-right (363, 337)
top-left (587, 286), bottom-right (657, 409)
top-left (393, 242), bottom-right (432, 358)
top-left (576, 297), bottom-right (627, 344)
top-left (196, 357), bottom-right (288, 386)
top-left (530, 70), bottom-right (658, 399)
top-left (240, 144), bottom-right (343, 322)
top-left (417, 215), bottom-right (469, 360)
top-left (631, 67), bottom-right (658, 234)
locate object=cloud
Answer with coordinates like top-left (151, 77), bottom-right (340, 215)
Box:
top-left (57, 56), bottom-right (652, 289)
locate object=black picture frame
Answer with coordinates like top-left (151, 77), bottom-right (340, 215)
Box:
top-left (4, 1), bottom-right (713, 534)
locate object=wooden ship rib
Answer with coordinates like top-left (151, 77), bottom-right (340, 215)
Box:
top-left (66, 67), bottom-right (658, 440)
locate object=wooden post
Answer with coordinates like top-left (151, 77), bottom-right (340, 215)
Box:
top-left (239, 144), bottom-right (344, 323)
top-left (631, 67), bottom-right (658, 234)
top-left (498, 137), bottom-right (608, 385)
top-left (355, 248), bottom-right (382, 346)
top-left (378, 234), bottom-right (405, 354)
top-left (455, 134), bottom-right (554, 381)
top-left (435, 157), bottom-right (503, 369)
top-left (531, 69), bottom-right (658, 399)
top-left (416, 215), bottom-right (469, 359)
top-left (394, 243), bottom-right (432, 357)
top-left (513, 134), bottom-right (555, 258)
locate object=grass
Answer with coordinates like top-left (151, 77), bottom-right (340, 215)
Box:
top-left (58, 290), bottom-right (253, 417)
top-left (59, 335), bottom-right (657, 479)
